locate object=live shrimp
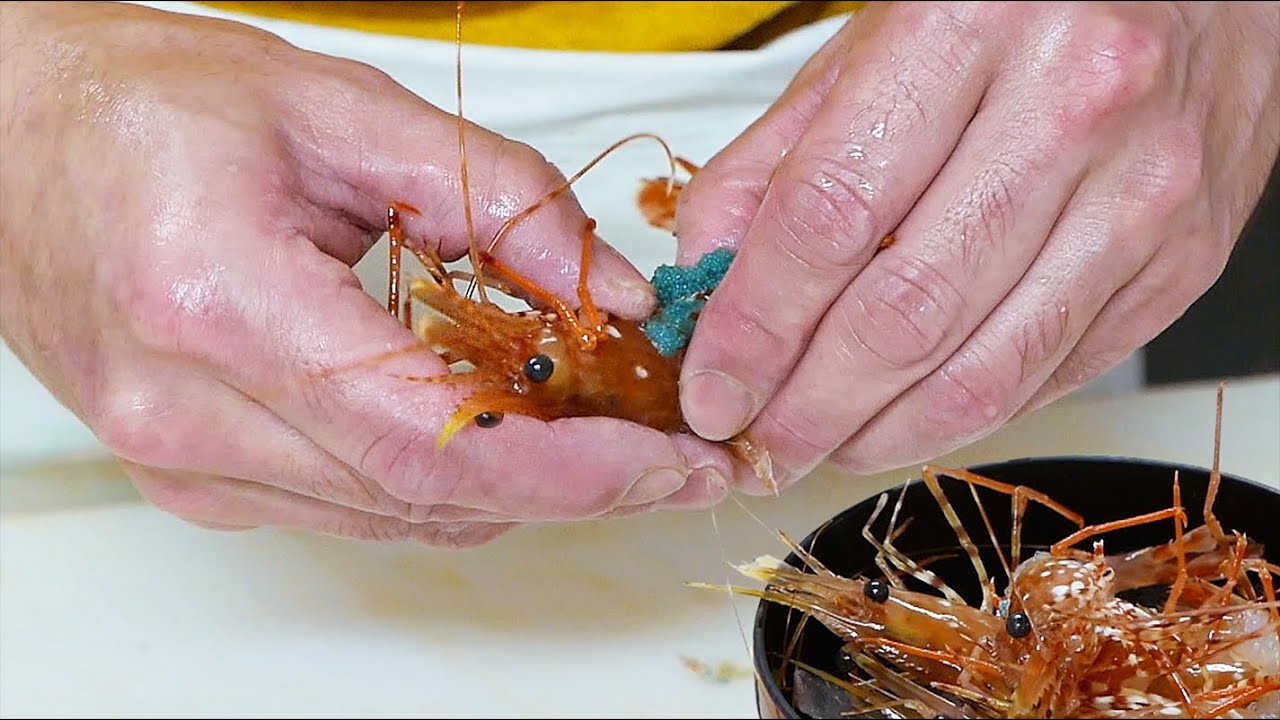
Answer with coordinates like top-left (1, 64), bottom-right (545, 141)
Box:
top-left (321, 1), bottom-right (777, 482)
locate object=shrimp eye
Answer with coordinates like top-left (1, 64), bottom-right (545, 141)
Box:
top-left (1006, 611), bottom-right (1032, 638)
top-left (523, 354), bottom-right (555, 383)
top-left (863, 579), bottom-right (890, 604)
top-left (474, 411), bottom-right (504, 428)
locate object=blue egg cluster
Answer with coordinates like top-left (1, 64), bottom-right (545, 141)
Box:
top-left (642, 247), bottom-right (735, 357)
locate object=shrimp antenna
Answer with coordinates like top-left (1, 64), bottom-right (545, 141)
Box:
top-left (464, 132), bottom-right (681, 300)
top-left (454, 0), bottom-right (490, 305)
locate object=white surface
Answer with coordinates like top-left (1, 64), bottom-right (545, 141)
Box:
top-left (0, 3), bottom-right (1249, 718)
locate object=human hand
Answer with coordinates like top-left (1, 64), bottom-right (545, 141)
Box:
top-left (0, 2), bottom-right (732, 546)
top-left (674, 2), bottom-right (1280, 488)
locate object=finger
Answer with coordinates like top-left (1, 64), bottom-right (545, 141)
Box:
top-left (94, 358), bottom-right (519, 524)
top-left (122, 461), bottom-right (516, 549)
top-left (673, 12), bottom-right (857, 263)
top-left (679, 4), bottom-right (1000, 442)
top-left (404, 414), bottom-right (746, 519)
top-left (1017, 233), bottom-right (1223, 417)
top-left (279, 55), bottom-right (656, 319)
top-left (831, 128), bottom-right (1201, 472)
top-left (740, 43), bottom-right (1114, 480)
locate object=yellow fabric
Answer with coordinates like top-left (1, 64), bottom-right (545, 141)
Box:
top-left (199, 1), bottom-right (867, 52)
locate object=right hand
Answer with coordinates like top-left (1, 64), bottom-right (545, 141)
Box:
top-left (0, 2), bottom-right (734, 547)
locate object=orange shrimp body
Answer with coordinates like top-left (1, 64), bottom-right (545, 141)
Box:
top-left (409, 283), bottom-right (683, 447)
top-left (390, 204), bottom-right (684, 448)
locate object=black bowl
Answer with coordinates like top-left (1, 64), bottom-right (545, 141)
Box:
top-left (750, 456), bottom-right (1280, 719)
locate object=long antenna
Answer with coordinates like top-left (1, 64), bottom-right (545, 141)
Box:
top-left (464, 132), bottom-right (680, 301)
top-left (455, 0), bottom-right (490, 305)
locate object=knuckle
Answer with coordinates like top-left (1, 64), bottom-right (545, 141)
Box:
top-left (772, 158), bottom-right (881, 271)
top-left (1122, 122), bottom-right (1205, 219)
top-left (1047, 347), bottom-right (1128, 400)
top-left (343, 59), bottom-right (405, 96)
top-left (1011, 299), bottom-right (1073, 381)
top-left (1053, 14), bottom-right (1168, 134)
top-left (916, 3), bottom-right (989, 80)
top-left (961, 158), bottom-right (1026, 255)
top-left (886, 2), bottom-right (987, 69)
top-left (92, 383), bottom-right (179, 467)
top-left (493, 136), bottom-right (567, 203)
top-left (927, 345), bottom-right (1016, 440)
top-left (110, 247), bottom-right (236, 363)
top-left (842, 253), bottom-right (964, 368)
top-left (753, 407), bottom-right (839, 479)
top-left (699, 294), bottom-right (796, 373)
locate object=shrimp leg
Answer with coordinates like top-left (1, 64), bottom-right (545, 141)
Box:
top-left (387, 201), bottom-right (424, 325)
top-left (574, 218), bottom-right (605, 342)
top-left (1051, 505), bottom-right (1188, 556)
top-left (923, 465), bottom-right (1085, 571)
top-left (470, 218), bottom-right (610, 351)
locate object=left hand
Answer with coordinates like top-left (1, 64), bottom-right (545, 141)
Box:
top-left (674, 2), bottom-right (1280, 488)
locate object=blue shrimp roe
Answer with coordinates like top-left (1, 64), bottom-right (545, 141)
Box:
top-left (642, 247), bottom-right (734, 357)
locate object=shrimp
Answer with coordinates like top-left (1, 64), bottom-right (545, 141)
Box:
top-left (696, 383), bottom-right (1280, 718)
top-left (328, 1), bottom-right (776, 488)
top-left (386, 198), bottom-right (684, 448)
top-left (365, 1), bottom-right (697, 449)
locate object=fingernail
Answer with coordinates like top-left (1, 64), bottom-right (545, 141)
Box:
top-left (683, 370), bottom-right (756, 441)
top-left (621, 468), bottom-right (685, 506)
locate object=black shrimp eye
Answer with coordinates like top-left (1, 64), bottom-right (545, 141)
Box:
top-left (833, 649), bottom-right (857, 676)
top-left (863, 579), bottom-right (890, 604)
top-left (474, 411), bottom-right (504, 428)
top-left (523, 354), bottom-right (555, 383)
top-left (1006, 611), bottom-right (1032, 638)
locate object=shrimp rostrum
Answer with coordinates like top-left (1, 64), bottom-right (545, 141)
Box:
top-left (698, 385), bottom-right (1280, 718)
